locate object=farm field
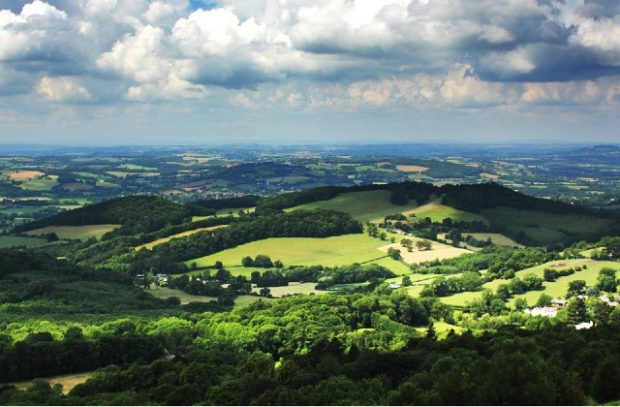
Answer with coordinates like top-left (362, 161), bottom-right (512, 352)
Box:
top-left (481, 207), bottom-right (611, 246)
top-left (289, 190), bottom-right (420, 222)
top-left (439, 259), bottom-right (620, 307)
top-left (5, 170), bottom-right (45, 181)
top-left (464, 233), bottom-right (522, 247)
top-left (19, 177), bottom-right (58, 191)
top-left (378, 241), bottom-right (471, 264)
top-left (252, 282), bottom-right (325, 297)
top-left (396, 165), bottom-right (429, 173)
top-left (25, 224), bottom-right (120, 240)
top-left (135, 225), bottom-right (229, 250)
top-left (148, 287), bottom-right (217, 304)
top-left (0, 235), bottom-right (47, 248)
top-left (369, 257), bottom-right (413, 275)
top-left (186, 234), bottom-right (389, 269)
top-left (2, 372), bottom-right (94, 394)
top-left (406, 199), bottom-right (488, 223)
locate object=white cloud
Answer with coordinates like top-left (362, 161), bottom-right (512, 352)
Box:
top-left (36, 76), bottom-right (92, 102)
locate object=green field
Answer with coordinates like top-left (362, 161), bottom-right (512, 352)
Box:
top-left (136, 225), bottom-right (228, 251)
top-left (408, 199), bottom-right (488, 223)
top-left (254, 282), bottom-right (325, 297)
top-left (0, 235), bottom-right (48, 248)
top-left (25, 224), bottom-right (120, 240)
top-left (464, 233), bottom-right (522, 247)
top-left (18, 177), bottom-right (58, 191)
top-left (187, 234), bottom-right (388, 269)
top-left (288, 190), bottom-right (420, 222)
top-left (481, 207), bottom-right (611, 246)
top-left (147, 287), bottom-right (217, 304)
top-left (370, 257), bottom-right (413, 275)
top-left (439, 259), bottom-right (620, 307)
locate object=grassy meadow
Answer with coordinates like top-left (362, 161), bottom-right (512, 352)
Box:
top-left (439, 259), bottom-right (620, 307)
top-left (25, 225), bottom-right (120, 240)
top-left (186, 234), bottom-right (390, 269)
top-left (135, 225), bottom-right (229, 250)
top-left (0, 236), bottom-right (48, 248)
top-left (288, 190), bottom-right (420, 222)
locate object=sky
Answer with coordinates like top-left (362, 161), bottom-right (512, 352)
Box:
top-left (1, 0), bottom-right (620, 145)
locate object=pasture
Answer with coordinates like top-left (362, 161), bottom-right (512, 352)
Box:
top-left (439, 259), bottom-right (620, 307)
top-left (148, 287), bottom-right (217, 304)
top-left (5, 170), bottom-right (45, 181)
top-left (378, 241), bottom-right (471, 265)
top-left (396, 165), bottom-right (429, 173)
top-left (481, 207), bottom-right (611, 246)
top-left (135, 225), bottom-right (228, 250)
top-left (406, 199), bottom-right (488, 223)
top-left (252, 282), bottom-right (325, 297)
top-left (19, 177), bottom-right (58, 191)
top-left (464, 233), bottom-right (522, 247)
top-left (186, 234), bottom-right (388, 269)
top-left (25, 224), bottom-right (120, 240)
top-left (289, 189), bottom-right (420, 222)
top-left (3, 372), bottom-right (94, 394)
top-left (0, 235), bottom-right (47, 248)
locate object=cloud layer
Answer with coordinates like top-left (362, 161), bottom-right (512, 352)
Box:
top-left (2, 0), bottom-right (620, 142)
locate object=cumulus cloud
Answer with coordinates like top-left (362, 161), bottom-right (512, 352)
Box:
top-left (1, 0), bottom-right (620, 113)
top-left (36, 76), bottom-right (92, 101)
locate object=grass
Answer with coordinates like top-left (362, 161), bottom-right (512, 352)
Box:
top-left (254, 282), bottom-right (325, 297)
top-left (147, 287), bottom-right (216, 304)
top-left (2, 371), bottom-right (94, 394)
top-left (378, 241), bottom-right (471, 265)
top-left (407, 199), bottom-right (488, 224)
top-left (186, 234), bottom-right (388, 269)
top-left (19, 177), bottom-right (58, 191)
top-left (0, 235), bottom-right (48, 248)
top-left (288, 190), bottom-right (420, 222)
top-left (135, 225), bottom-right (228, 250)
top-left (25, 225), bottom-right (120, 240)
top-left (370, 257), bottom-right (413, 275)
top-left (463, 233), bottom-right (522, 247)
top-left (481, 207), bottom-right (611, 246)
top-left (439, 259), bottom-right (620, 307)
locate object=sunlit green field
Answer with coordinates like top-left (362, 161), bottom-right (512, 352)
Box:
top-left (25, 224), bottom-right (120, 240)
top-left (288, 190), bottom-right (420, 222)
top-left (407, 199), bottom-right (488, 224)
top-left (186, 234), bottom-right (388, 268)
top-left (439, 259), bottom-right (620, 307)
top-left (135, 225), bottom-right (228, 250)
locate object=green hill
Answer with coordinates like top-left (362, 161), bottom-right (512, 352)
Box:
top-left (15, 196), bottom-right (190, 235)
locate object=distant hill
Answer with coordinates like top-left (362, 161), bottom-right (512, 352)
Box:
top-left (15, 196), bottom-right (190, 235)
top-left (268, 181), bottom-right (619, 246)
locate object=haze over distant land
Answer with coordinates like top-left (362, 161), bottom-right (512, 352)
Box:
top-left (1, 0), bottom-right (620, 144)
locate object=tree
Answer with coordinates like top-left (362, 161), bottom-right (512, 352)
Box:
top-left (387, 248), bottom-right (401, 260)
top-left (567, 280), bottom-right (587, 298)
top-left (416, 240), bottom-right (432, 251)
top-left (402, 276), bottom-right (412, 287)
top-left (274, 260), bottom-right (283, 268)
top-left (259, 287), bottom-right (271, 297)
top-left (596, 268), bottom-right (618, 293)
top-left (447, 229), bottom-right (462, 243)
top-left (591, 357), bottom-right (620, 403)
top-left (214, 261), bottom-right (224, 270)
top-left (426, 321), bottom-right (436, 340)
top-left (535, 294), bottom-right (552, 307)
top-left (567, 297), bottom-right (587, 324)
top-left (241, 256), bottom-right (253, 267)
top-left (514, 297), bottom-right (529, 311)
